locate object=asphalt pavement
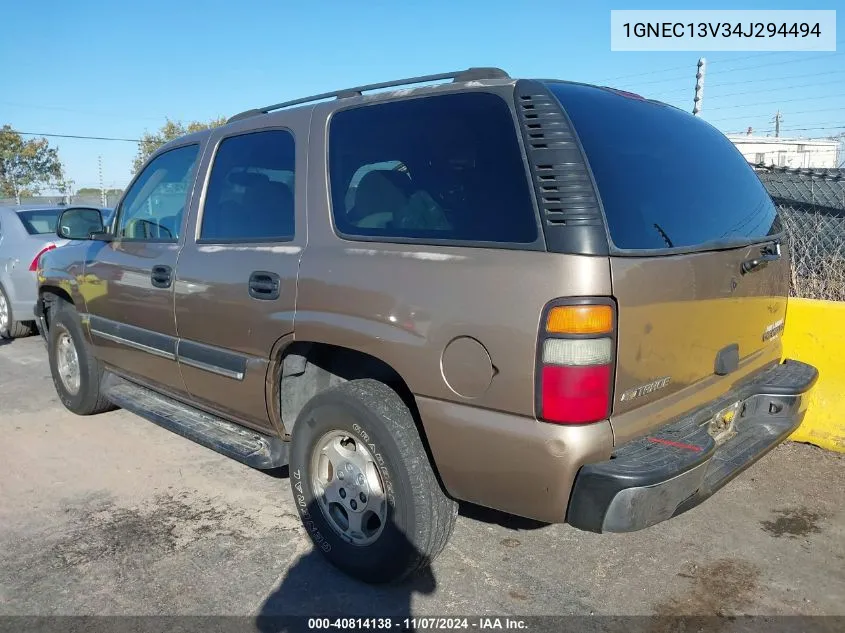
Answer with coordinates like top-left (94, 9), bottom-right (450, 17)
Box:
top-left (1, 335), bottom-right (843, 619)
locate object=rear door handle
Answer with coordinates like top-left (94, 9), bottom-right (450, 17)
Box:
top-left (249, 271), bottom-right (281, 300)
top-left (151, 265), bottom-right (173, 288)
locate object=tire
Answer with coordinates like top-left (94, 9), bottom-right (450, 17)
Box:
top-left (0, 284), bottom-right (34, 339)
top-left (289, 379), bottom-right (457, 584)
top-left (48, 302), bottom-right (114, 415)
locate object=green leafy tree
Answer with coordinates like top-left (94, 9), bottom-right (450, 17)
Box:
top-left (133, 117), bottom-right (226, 173)
top-left (0, 125), bottom-right (64, 202)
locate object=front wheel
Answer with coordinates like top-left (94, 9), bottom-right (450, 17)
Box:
top-left (48, 303), bottom-right (114, 415)
top-left (289, 379), bottom-right (457, 584)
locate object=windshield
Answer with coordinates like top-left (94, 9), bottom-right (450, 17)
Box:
top-left (547, 82), bottom-right (781, 251)
top-left (16, 209), bottom-right (62, 235)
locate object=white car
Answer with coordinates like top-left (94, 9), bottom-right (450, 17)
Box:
top-left (0, 205), bottom-right (111, 339)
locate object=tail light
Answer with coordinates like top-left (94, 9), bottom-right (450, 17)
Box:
top-left (29, 243), bottom-right (57, 272)
top-left (537, 301), bottom-right (616, 424)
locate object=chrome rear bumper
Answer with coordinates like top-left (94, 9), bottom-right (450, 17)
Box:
top-left (567, 360), bottom-right (818, 533)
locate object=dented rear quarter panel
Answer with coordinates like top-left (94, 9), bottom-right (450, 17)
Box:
top-left (296, 95), bottom-right (613, 417)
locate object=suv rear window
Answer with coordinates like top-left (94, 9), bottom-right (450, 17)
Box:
top-left (328, 92), bottom-right (538, 245)
top-left (547, 83), bottom-right (780, 251)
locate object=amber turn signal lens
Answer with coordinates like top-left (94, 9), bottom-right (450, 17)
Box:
top-left (546, 305), bottom-right (613, 335)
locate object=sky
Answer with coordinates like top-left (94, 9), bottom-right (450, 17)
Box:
top-left (1, 0), bottom-right (842, 192)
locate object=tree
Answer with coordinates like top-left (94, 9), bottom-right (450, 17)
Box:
top-left (133, 117), bottom-right (226, 173)
top-left (76, 187), bottom-right (122, 196)
top-left (0, 125), bottom-right (64, 203)
top-left (56, 173), bottom-right (74, 204)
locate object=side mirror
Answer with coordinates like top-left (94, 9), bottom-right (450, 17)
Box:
top-left (56, 208), bottom-right (106, 240)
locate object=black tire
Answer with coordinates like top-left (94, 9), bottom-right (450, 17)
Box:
top-left (0, 284), bottom-right (35, 339)
top-left (48, 302), bottom-right (114, 415)
top-left (289, 379), bottom-right (457, 584)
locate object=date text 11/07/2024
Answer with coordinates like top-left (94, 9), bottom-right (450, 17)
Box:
top-left (307, 617), bottom-right (528, 630)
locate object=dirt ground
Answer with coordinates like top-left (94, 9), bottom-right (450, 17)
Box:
top-left (1, 335), bottom-right (844, 618)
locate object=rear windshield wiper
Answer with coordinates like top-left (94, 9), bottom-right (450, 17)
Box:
top-left (741, 242), bottom-right (781, 275)
top-left (653, 223), bottom-right (674, 248)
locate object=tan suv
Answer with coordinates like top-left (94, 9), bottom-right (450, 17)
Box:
top-left (37, 68), bottom-right (817, 584)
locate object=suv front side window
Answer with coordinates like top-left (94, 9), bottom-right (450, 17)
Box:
top-left (116, 144), bottom-right (200, 241)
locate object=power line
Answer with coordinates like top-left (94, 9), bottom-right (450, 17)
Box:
top-left (615, 72), bottom-right (698, 88)
top-left (11, 130), bottom-right (140, 142)
top-left (0, 101), bottom-right (164, 121)
top-left (647, 71), bottom-right (845, 99)
top-left (776, 123), bottom-right (843, 131)
top-left (617, 52), bottom-right (842, 90)
top-left (706, 91), bottom-right (845, 111)
top-left (778, 125), bottom-right (844, 132)
top-left (706, 68), bottom-right (845, 89)
top-left (705, 51), bottom-right (840, 75)
top-left (596, 65), bottom-right (690, 83)
top-left (703, 75), bottom-right (845, 98)
top-left (706, 50), bottom-right (808, 66)
top-left (706, 106), bottom-right (843, 123)
top-left (593, 48), bottom-right (832, 84)
top-left (726, 125), bottom-right (844, 134)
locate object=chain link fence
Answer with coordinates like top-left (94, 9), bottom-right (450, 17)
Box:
top-left (755, 164), bottom-right (845, 302)
top-left (0, 193), bottom-right (123, 208)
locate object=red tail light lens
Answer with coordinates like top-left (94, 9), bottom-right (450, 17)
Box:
top-left (537, 300), bottom-right (616, 425)
top-left (541, 364), bottom-right (612, 424)
top-left (29, 243), bottom-right (57, 271)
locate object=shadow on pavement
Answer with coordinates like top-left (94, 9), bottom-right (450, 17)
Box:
top-left (256, 500), bottom-right (437, 633)
top-left (262, 465), bottom-right (290, 480)
top-left (459, 501), bottom-right (547, 531)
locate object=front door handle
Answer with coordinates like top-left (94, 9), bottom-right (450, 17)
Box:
top-left (151, 265), bottom-right (173, 288)
top-left (249, 271), bottom-right (281, 300)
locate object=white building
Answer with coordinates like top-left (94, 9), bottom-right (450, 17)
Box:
top-left (727, 135), bottom-right (840, 169)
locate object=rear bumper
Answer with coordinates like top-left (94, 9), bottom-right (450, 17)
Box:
top-left (1, 270), bottom-right (38, 321)
top-left (567, 359), bottom-right (818, 533)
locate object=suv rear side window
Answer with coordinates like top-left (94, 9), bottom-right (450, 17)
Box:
top-left (117, 144), bottom-right (199, 241)
top-left (547, 83), bottom-right (780, 251)
top-left (329, 92), bottom-right (538, 245)
top-left (201, 130), bottom-right (296, 242)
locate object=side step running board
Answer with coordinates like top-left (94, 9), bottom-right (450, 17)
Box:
top-left (102, 372), bottom-right (288, 469)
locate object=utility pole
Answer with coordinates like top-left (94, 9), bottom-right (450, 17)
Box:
top-left (772, 111), bottom-right (783, 138)
top-left (98, 155), bottom-right (106, 206)
top-left (693, 57), bottom-right (706, 116)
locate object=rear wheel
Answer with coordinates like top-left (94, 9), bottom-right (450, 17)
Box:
top-left (48, 302), bottom-right (114, 415)
top-left (0, 284), bottom-right (34, 339)
top-left (289, 379), bottom-right (457, 584)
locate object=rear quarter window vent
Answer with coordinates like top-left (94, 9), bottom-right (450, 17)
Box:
top-left (515, 81), bottom-right (609, 254)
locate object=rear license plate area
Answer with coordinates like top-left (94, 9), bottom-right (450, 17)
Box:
top-left (706, 401), bottom-right (743, 446)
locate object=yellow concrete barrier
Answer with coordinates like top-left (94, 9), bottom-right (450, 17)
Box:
top-left (783, 298), bottom-right (845, 453)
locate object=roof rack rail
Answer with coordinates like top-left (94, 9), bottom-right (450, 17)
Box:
top-left (226, 67), bottom-right (510, 123)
